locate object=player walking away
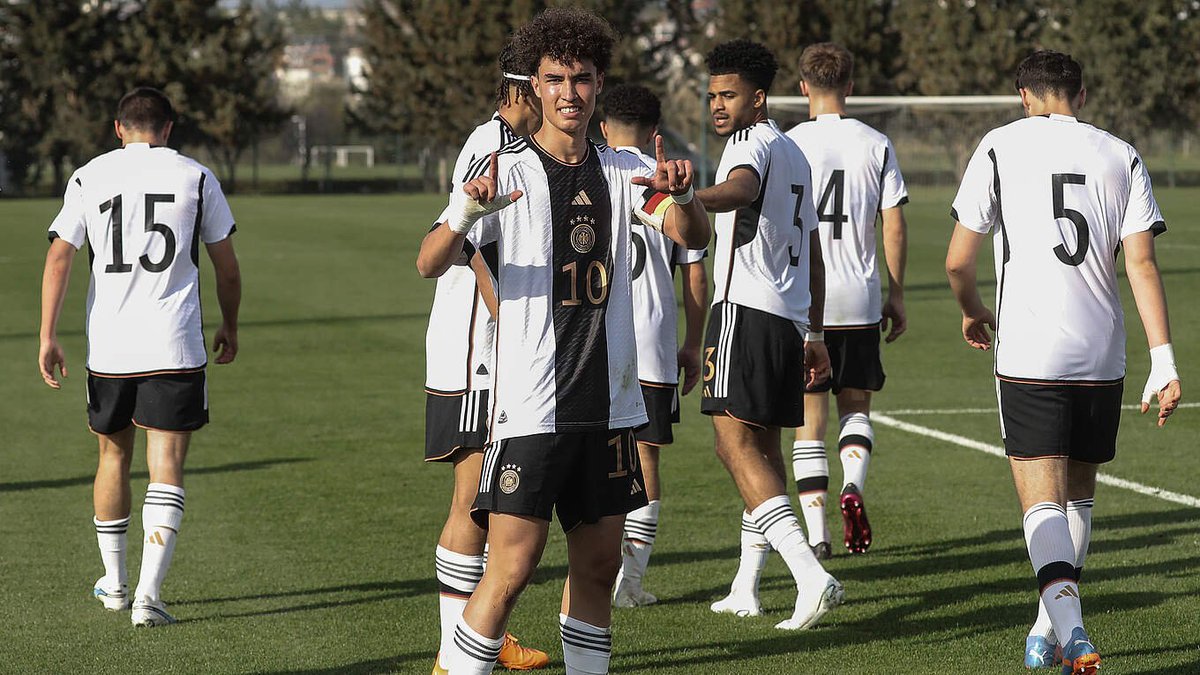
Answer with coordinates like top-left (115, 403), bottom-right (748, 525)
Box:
top-left (946, 51), bottom-right (1181, 675)
top-left (423, 43), bottom-right (549, 674)
top-left (38, 87), bottom-right (241, 627)
top-left (416, 9), bottom-right (709, 674)
top-left (695, 39), bottom-right (843, 631)
top-left (784, 42), bottom-right (909, 558)
top-left (599, 84), bottom-right (709, 609)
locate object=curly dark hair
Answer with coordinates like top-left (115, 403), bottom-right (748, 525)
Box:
top-left (513, 7), bottom-right (617, 75)
top-left (603, 84), bottom-right (661, 129)
top-left (1015, 50), bottom-right (1083, 101)
top-left (496, 41), bottom-right (536, 108)
top-left (706, 39), bottom-right (779, 93)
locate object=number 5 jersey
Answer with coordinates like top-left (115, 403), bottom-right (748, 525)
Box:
top-left (48, 143), bottom-right (236, 376)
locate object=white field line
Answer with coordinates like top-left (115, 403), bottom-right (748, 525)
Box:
top-left (872, 413), bottom-right (1200, 509)
top-left (880, 402), bottom-right (1200, 416)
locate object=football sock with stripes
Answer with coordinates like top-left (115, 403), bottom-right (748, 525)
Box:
top-left (619, 500), bottom-right (659, 584)
top-left (1023, 502), bottom-right (1084, 643)
top-left (135, 483), bottom-right (184, 603)
top-left (94, 515), bottom-right (130, 587)
top-left (449, 619), bottom-right (503, 674)
top-left (560, 613), bottom-right (611, 675)
top-left (435, 546), bottom-right (485, 670)
top-left (751, 495), bottom-right (826, 584)
top-left (729, 511), bottom-right (770, 596)
top-left (838, 413), bottom-right (873, 492)
top-left (791, 441), bottom-right (830, 545)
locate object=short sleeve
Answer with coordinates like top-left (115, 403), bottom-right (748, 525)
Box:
top-left (47, 173), bottom-right (87, 248)
top-left (951, 138), bottom-right (998, 234)
top-left (880, 139), bottom-right (909, 210)
top-left (1120, 153), bottom-right (1166, 240)
top-left (723, 133), bottom-right (770, 184)
top-left (677, 246), bottom-right (708, 264)
top-left (199, 171), bottom-right (236, 244)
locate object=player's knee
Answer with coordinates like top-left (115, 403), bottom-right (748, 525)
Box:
top-left (572, 548), bottom-right (623, 590)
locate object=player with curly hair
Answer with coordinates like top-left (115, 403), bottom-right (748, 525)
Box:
top-left (417, 8), bottom-right (710, 674)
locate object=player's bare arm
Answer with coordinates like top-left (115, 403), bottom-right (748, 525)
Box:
top-left (945, 223), bottom-right (995, 350)
top-left (1123, 230), bottom-right (1182, 425)
top-left (694, 167), bottom-right (759, 213)
top-left (417, 153), bottom-right (521, 278)
top-left (805, 230), bottom-right (832, 388)
top-left (678, 261), bottom-right (708, 395)
top-left (38, 238), bottom-right (77, 388)
top-left (880, 205), bottom-right (908, 342)
top-left (632, 135), bottom-right (710, 250)
top-left (207, 237), bottom-right (241, 364)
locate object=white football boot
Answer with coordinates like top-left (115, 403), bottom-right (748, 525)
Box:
top-left (92, 577), bottom-right (130, 611)
top-left (131, 598), bottom-right (177, 627)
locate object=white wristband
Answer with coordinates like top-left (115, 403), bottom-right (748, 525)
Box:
top-left (1143, 343), bottom-right (1179, 404)
top-left (669, 185), bottom-right (694, 205)
top-left (446, 189), bottom-right (516, 235)
top-left (806, 331), bottom-right (824, 343)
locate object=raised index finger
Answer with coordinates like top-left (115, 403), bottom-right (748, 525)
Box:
top-left (488, 152), bottom-right (498, 181)
top-left (654, 135), bottom-right (666, 165)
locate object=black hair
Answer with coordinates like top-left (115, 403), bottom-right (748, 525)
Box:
top-left (496, 41), bottom-right (535, 108)
top-left (116, 87), bottom-right (176, 132)
top-left (1015, 50), bottom-right (1083, 101)
top-left (706, 39), bottom-right (779, 93)
top-left (514, 7), bottom-right (616, 75)
top-left (603, 84), bottom-right (661, 129)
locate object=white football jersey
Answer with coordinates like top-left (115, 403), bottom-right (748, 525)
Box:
top-left (424, 114), bottom-right (517, 394)
top-left (619, 147), bottom-right (708, 386)
top-left (467, 138), bottom-right (659, 441)
top-left (711, 119), bottom-right (819, 325)
top-left (785, 114), bottom-right (908, 326)
top-left (47, 144), bottom-right (235, 375)
top-left (952, 113), bottom-right (1166, 383)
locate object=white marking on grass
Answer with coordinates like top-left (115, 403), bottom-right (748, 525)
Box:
top-left (872, 413), bottom-right (1200, 508)
top-left (881, 402), bottom-right (1200, 416)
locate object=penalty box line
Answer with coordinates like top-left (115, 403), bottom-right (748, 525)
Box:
top-left (880, 402), bottom-right (1200, 416)
top-left (871, 413), bottom-right (1200, 509)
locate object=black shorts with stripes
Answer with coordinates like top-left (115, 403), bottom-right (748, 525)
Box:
top-left (424, 389), bottom-right (490, 462)
top-left (701, 302), bottom-right (806, 428)
top-left (998, 378), bottom-right (1122, 463)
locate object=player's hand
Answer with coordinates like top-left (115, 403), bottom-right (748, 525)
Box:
top-left (213, 324), bottom-right (238, 364)
top-left (961, 308), bottom-right (996, 350)
top-left (678, 344), bottom-right (702, 395)
top-left (1141, 379), bottom-right (1181, 427)
top-left (38, 339), bottom-right (67, 389)
top-left (881, 296), bottom-right (907, 343)
top-left (452, 153), bottom-right (522, 234)
top-left (804, 340), bottom-right (831, 389)
top-left (631, 135), bottom-right (694, 196)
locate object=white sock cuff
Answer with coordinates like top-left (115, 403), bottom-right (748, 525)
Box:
top-left (1023, 502), bottom-right (1075, 583)
top-left (560, 613), bottom-right (612, 672)
top-left (791, 440), bottom-right (827, 462)
top-left (1066, 498), bottom-right (1094, 511)
top-left (1023, 501), bottom-right (1067, 526)
top-left (454, 619), bottom-right (504, 664)
top-left (749, 495), bottom-right (792, 526)
top-left (627, 499), bottom-right (661, 522)
top-left (624, 500), bottom-right (660, 543)
top-left (143, 483), bottom-right (184, 532)
top-left (435, 545), bottom-right (485, 594)
top-left (94, 516), bottom-right (130, 533)
top-left (839, 412), bottom-right (874, 445)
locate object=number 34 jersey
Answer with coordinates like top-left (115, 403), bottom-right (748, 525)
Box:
top-left (48, 144), bottom-right (236, 376)
top-left (952, 114), bottom-right (1165, 383)
top-left (467, 138), bottom-right (656, 441)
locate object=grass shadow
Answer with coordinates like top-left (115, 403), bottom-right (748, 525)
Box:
top-left (0, 457), bottom-right (312, 493)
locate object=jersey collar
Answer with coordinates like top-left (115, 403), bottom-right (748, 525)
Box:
top-left (813, 113), bottom-right (847, 122)
top-left (1043, 113), bottom-right (1079, 123)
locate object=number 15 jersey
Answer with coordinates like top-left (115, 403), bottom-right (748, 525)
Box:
top-left (48, 144), bottom-right (236, 376)
top-left (952, 114), bottom-right (1165, 383)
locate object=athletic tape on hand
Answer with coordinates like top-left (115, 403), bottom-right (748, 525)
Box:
top-left (1142, 343), bottom-right (1179, 404)
top-left (447, 189), bottom-right (515, 235)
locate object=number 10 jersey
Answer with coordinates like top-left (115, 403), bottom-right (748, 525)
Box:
top-left (48, 144), bottom-right (236, 376)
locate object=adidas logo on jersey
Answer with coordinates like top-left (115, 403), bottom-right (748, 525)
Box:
top-left (571, 190), bottom-right (592, 206)
top-left (476, 364), bottom-right (488, 376)
top-left (497, 411), bottom-right (508, 424)
top-left (1054, 586), bottom-right (1080, 600)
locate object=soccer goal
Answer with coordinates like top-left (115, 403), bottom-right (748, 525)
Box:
top-left (770, 95), bottom-right (1022, 185)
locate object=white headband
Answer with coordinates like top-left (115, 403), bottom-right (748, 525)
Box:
top-left (503, 72), bottom-right (531, 82)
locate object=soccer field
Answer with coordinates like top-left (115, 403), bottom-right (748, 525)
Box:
top-left (1, 187), bottom-right (1197, 674)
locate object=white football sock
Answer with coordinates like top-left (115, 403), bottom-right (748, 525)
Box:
top-left (560, 613), bottom-right (611, 675)
top-left (619, 500), bottom-right (659, 584)
top-left (94, 515), bottom-right (130, 587)
top-left (838, 413), bottom-right (873, 492)
top-left (435, 546), bottom-right (484, 669)
top-left (135, 483), bottom-right (184, 603)
top-left (449, 618), bottom-right (502, 674)
top-left (1024, 502), bottom-right (1084, 643)
top-left (729, 511), bottom-right (769, 595)
top-left (751, 495), bottom-right (826, 586)
top-left (792, 441), bottom-right (829, 545)
top-left (1067, 498), bottom-right (1094, 576)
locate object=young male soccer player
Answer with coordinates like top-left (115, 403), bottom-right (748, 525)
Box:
top-left (416, 9), bottom-right (709, 674)
top-left (38, 87), bottom-right (242, 627)
top-left (599, 84), bottom-right (709, 608)
top-left (423, 43), bottom-right (549, 673)
top-left (946, 50), bottom-right (1181, 674)
top-left (785, 42), bottom-right (909, 558)
top-left (695, 39), bottom-right (843, 630)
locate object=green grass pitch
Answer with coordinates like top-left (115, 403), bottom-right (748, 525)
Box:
top-left (1, 187), bottom-right (1197, 673)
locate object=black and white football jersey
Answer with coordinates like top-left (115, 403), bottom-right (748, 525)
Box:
top-left (952, 113), bottom-right (1166, 383)
top-left (786, 114), bottom-right (908, 327)
top-left (47, 144), bottom-right (235, 375)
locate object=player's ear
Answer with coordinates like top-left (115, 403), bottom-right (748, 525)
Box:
top-left (1017, 87), bottom-right (1032, 115)
top-left (754, 88), bottom-right (766, 110)
top-left (799, 80), bottom-right (809, 97)
top-left (113, 120), bottom-right (123, 142)
top-left (161, 120), bottom-right (174, 144)
top-left (1076, 87), bottom-right (1087, 112)
top-left (845, 80), bottom-right (854, 98)
top-left (596, 71), bottom-right (604, 95)
top-left (600, 120), bottom-right (609, 141)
